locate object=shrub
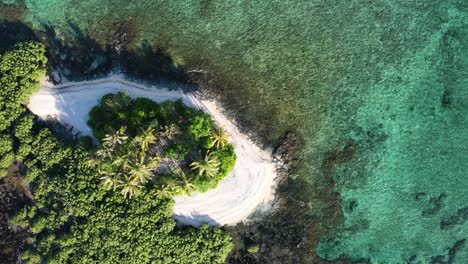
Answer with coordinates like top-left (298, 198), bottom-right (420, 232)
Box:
top-left (246, 243), bottom-right (260, 254)
top-left (193, 144), bottom-right (236, 192)
top-left (187, 112), bottom-right (214, 140)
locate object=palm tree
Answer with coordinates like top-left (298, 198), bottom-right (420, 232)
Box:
top-left (174, 168), bottom-right (197, 194)
top-left (128, 161), bottom-right (152, 185)
top-left (180, 175), bottom-right (197, 193)
top-left (102, 127), bottom-right (128, 149)
top-left (85, 157), bottom-right (100, 168)
top-left (190, 151), bottom-right (220, 177)
top-left (136, 126), bottom-right (157, 152)
top-left (99, 172), bottom-right (123, 190)
top-left (91, 125), bottom-right (166, 199)
top-left (147, 156), bottom-right (161, 171)
top-left (156, 184), bottom-right (178, 198)
top-left (96, 146), bottom-right (113, 160)
top-left (111, 154), bottom-right (129, 169)
top-left (120, 181), bottom-right (142, 199)
top-left (127, 151), bottom-right (159, 183)
top-left (210, 126), bottom-right (229, 148)
top-left (159, 124), bottom-right (180, 140)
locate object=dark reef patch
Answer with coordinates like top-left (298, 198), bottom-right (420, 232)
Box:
top-left (431, 239), bottom-right (466, 264)
top-left (441, 90), bottom-right (452, 109)
top-left (422, 193), bottom-right (447, 217)
top-left (440, 207), bottom-right (468, 230)
top-left (228, 133), bottom-right (349, 264)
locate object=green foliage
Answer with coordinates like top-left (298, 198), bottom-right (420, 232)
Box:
top-left (13, 114), bottom-right (35, 143)
top-left (210, 126), bottom-right (229, 149)
top-left (0, 134), bottom-right (13, 155)
top-left (0, 41), bottom-right (46, 175)
top-left (91, 127), bottom-right (160, 198)
top-left (6, 113), bottom-right (233, 264)
top-left (0, 133), bottom-right (15, 177)
top-left (165, 142), bottom-right (190, 159)
top-left (87, 92), bottom-right (132, 139)
top-left (187, 112), bottom-right (214, 140)
top-left (0, 152), bottom-right (14, 178)
top-left (129, 97), bottom-right (161, 127)
top-left (0, 41), bottom-right (47, 131)
top-left (190, 151), bottom-right (220, 178)
top-left (194, 145), bottom-right (236, 192)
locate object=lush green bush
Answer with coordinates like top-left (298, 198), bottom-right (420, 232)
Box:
top-left (194, 144), bottom-right (237, 192)
top-left (88, 92), bottom-right (193, 139)
top-left (0, 41), bottom-right (47, 131)
top-left (187, 113), bottom-right (215, 140)
top-left (87, 92), bottom-right (133, 139)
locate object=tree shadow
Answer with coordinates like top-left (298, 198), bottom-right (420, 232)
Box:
top-left (173, 211), bottom-right (221, 228)
top-left (0, 20), bottom-right (38, 53)
top-left (39, 21), bottom-right (189, 87)
top-left (121, 40), bottom-right (187, 84)
top-left (0, 19), bottom-right (191, 90)
top-left (40, 22), bottom-right (113, 82)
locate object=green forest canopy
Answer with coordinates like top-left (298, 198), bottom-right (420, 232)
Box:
top-left (0, 41), bottom-right (234, 263)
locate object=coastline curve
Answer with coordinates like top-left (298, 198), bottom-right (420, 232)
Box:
top-left (28, 75), bottom-right (277, 227)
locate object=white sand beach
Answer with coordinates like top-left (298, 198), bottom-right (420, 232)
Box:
top-left (28, 76), bottom-right (277, 227)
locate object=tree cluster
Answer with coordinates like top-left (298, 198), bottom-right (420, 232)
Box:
top-left (0, 42), bottom-right (47, 178)
top-left (87, 92), bottom-right (237, 197)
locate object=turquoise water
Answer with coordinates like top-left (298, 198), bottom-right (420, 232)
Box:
top-left (316, 7), bottom-right (468, 262)
top-left (2, 0), bottom-right (468, 262)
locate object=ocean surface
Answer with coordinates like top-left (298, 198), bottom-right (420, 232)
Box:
top-left (2, 0), bottom-right (467, 262)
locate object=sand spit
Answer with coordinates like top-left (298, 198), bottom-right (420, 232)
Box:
top-left (28, 76), bottom-right (277, 226)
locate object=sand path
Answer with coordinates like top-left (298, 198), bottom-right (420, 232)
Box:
top-left (28, 76), bottom-right (276, 226)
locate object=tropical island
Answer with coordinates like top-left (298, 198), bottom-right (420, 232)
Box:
top-left (1, 41), bottom-right (276, 263)
top-left (2, 1), bottom-right (467, 263)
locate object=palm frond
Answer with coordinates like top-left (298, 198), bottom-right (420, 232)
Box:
top-left (210, 126), bottom-right (229, 148)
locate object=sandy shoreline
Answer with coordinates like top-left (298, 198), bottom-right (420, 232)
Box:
top-left (28, 75), bottom-right (277, 226)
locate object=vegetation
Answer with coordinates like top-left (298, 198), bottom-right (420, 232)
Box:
top-left (246, 243), bottom-right (260, 254)
top-left (190, 151), bottom-right (220, 178)
top-left (87, 91), bottom-right (236, 198)
top-left (0, 42), bottom-right (47, 131)
top-left (88, 127), bottom-right (160, 198)
top-left (211, 126), bottom-right (229, 149)
top-left (0, 42), bottom-right (234, 263)
top-left (0, 41), bottom-right (46, 178)
top-left (12, 124), bottom-right (233, 263)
